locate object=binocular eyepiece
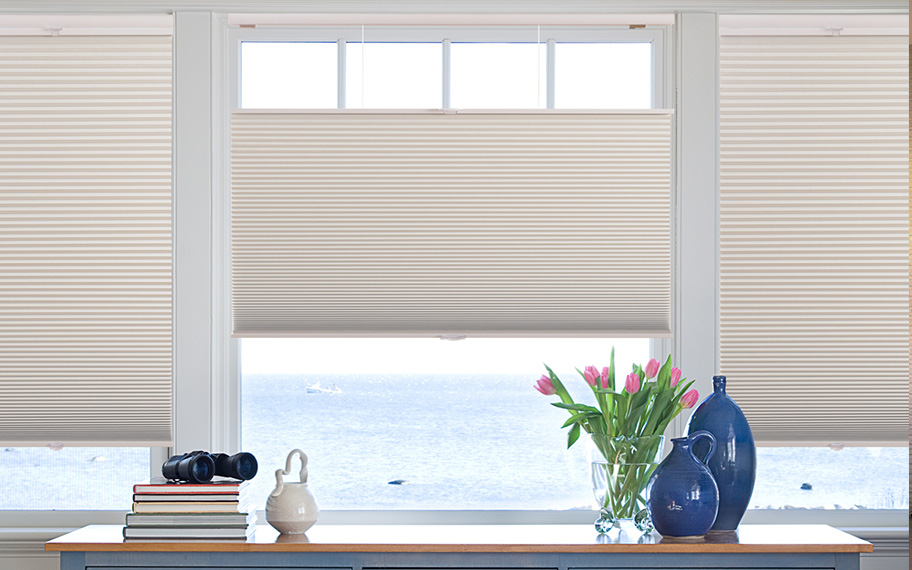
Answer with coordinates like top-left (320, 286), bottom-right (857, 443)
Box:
top-left (162, 451), bottom-right (258, 483)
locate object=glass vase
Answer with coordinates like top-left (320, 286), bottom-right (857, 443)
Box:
top-left (588, 434), bottom-right (665, 534)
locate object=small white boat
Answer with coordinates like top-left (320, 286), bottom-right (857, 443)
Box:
top-left (305, 382), bottom-right (341, 394)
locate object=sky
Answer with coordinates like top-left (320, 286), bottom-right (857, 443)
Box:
top-left (241, 337), bottom-right (651, 375)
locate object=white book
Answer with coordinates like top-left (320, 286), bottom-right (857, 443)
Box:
top-left (122, 525), bottom-right (255, 539)
top-left (132, 500), bottom-right (252, 514)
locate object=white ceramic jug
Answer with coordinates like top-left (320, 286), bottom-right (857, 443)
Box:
top-left (265, 449), bottom-right (319, 534)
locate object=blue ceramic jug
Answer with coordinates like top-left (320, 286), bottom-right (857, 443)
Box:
top-left (646, 430), bottom-right (719, 538)
top-left (686, 375), bottom-right (756, 531)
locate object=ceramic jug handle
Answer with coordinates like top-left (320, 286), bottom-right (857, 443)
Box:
top-left (271, 468), bottom-right (285, 497)
top-left (271, 448), bottom-right (309, 497)
top-left (284, 448), bottom-right (308, 483)
top-left (689, 430), bottom-right (716, 464)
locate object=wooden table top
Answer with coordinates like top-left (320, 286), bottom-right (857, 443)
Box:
top-left (46, 524), bottom-right (873, 554)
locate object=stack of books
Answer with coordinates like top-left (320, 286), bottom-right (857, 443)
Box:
top-left (123, 478), bottom-right (256, 541)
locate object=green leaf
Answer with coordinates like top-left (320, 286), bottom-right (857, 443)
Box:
top-left (607, 346), bottom-right (616, 392)
top-left (568, 423), bottom-right (581, 448)
top-left (544, 364), bottom-right (575, 407)
top-left (561, 412), bottom-right (600, 428)
top-left (551, 402), bottom-right (602, 414)
top-left (656, 355), bottom-right (673, 390)
top-left (641, 391), bottom-right (671, 436)
top-left (673, 380), bottom-right (695, 403)
top-left (593, 389), bottom-right (621, 400)
top-left (624, 402), bottom-right (649, 433)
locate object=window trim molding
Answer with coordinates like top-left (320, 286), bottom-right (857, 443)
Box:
top-left (0, 1), bottom-right (904, 15)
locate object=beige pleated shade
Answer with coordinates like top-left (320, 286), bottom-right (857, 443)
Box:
top-left (231, 110), bottom-right (673, 337)
top-left (719, 36), bottom-right (909, 446)
top-left (0, 36), bottom-right (173, 446)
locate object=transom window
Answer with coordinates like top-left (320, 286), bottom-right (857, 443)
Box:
top-left (238, 26), bottom-right (661, 110)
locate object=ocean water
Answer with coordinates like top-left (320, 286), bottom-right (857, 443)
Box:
top-left (0, 446), bottom-right (149, 510)
top-left (240, 373), bottom-right (909, 512)
top-left (1, 372), bottom-right (907, 511)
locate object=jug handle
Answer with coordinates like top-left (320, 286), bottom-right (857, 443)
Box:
top-left (689, 430), bottom-right (716, 464)
top-left (271, 448), bottom-right (308, 497)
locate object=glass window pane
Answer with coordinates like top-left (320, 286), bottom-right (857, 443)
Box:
top-left (241, 338), bottom-right (649, 510)
top-left (346, 43), bottom-right (442, 109)
top-left (241, 42), bottom-right (337, 108)
top-left (751, 447), bottom-right (908, 510)
top-left (450, 43), bottom-right (546, 109)
top-left (555, 43), bottom-right (652, 109)
top-left (0, 447), bottom-right (149, 509)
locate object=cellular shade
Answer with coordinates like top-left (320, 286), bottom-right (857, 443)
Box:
top-left (231, 110), bottom-right (673, 337)
top-left (0, 36), bottom-right (173, 446)
top-left (719, 36), bottom-right (909, 446)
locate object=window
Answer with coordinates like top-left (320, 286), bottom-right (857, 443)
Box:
top-left (554, 42), bottom-right (652, 108)
top-left (0, 448), bottom-right (149, 510)
top-left (241, 42), bottom-right (337, 108)
top-left (347, 42), bottom-right (441, 108)
top-left (241, 338), bottom-right (653, 510)
top-left (718, 31), bottom-right (908, 511)
top-left (752, 447), bottom-right (908, 510)
top-left (0, 25), bottom-right (173, 511)
top-left (234, 26), bottom-right (664, 512)
top-left (237, 26), bottom-right (663, 111)
top-left (450, 42), bottom-right (545, 108)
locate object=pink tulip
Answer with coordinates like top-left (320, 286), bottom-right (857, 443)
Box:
top-left (624, 371), bottom-right (641, 394)
top-left (644, 358), bottom-right (660, 380)
top-left (680, 389), bottom-right (699, 409)
top-left (600, 366), bottom-right (611, 389)
top-left (534, 374), bottom-right (556, 396)
top-left (584, 365), bottom-right (599, 387)
top-left (670, 367), bottom-right (682, 388)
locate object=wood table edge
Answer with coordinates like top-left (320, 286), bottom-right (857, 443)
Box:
top-left (45, 541), bottom-right (875, 554)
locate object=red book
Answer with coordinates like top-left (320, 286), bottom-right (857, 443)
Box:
top-left (132, 478), bottom-right (249, 495)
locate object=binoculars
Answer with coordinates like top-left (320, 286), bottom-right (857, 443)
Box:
top-left (161, 450), bottom-right (258, 483)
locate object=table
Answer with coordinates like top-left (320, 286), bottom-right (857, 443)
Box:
top-left (46, 524), bottom-right (872, 570)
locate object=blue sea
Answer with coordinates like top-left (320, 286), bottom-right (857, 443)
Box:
top-left (1, 373), bottom-right (907, 511)
top-left (241, 373), bottom-right (909, 512)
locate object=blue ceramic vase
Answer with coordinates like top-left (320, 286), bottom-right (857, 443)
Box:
top-left (686, 375), bottom-right (756, 532)
top-left (646, 430), bottom-right (719, 538)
